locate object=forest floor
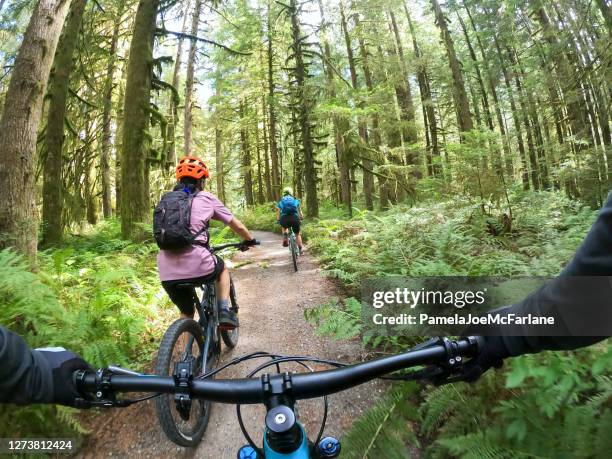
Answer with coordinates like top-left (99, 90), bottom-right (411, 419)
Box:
top-left (76, 230), bottom-right (385, 458)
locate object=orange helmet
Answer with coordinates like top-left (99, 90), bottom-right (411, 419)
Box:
top-left (176, 156), bottom-right (210, 180)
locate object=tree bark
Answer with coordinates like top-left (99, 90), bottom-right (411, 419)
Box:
top-left (430, 0), bottom-right (473, 135)
top-left (261, 94), bottom-right (273, 201)
top-left (167, 0), bottom-right (191, 167)
top-left (351, 3), bottom-right (375, 209)
top-left (255, 123), bottom-right (265, 204)
top-left (494, 37), bottom-right (529, 190)
top-left (41, 0), bottom-right (88, 245)
top-left (215, 128), bottom-right (225, 201)
top-left (508, 46), bottom-right (540, 190)
top-left (334, 0), bottom-right (354, 213)
top-left (463, 2), bottom-right (513, 176)
top-left (115, 79), bottom-right (125, 212)
top-left (288, 0), bottom-right (318, 217)
top-left (239, 100), bottom-right (254, 206)
top-left (534, 2), bottom-right (593, 150)
top-left (266, 0), bottom-right (281, 200)
top-left (597, 0), bottom-right (612, 36)
top-left (183, 0), bottom-right (203, 156)
top-left (100, 2), bottom-right (123, 219)
top-left (0, 0), bottom-right (71, 261)
top-left (120, 0), bottom-right (159, 239)
top-left (406, 4), bottom-right (441, 177)
top-left (388, 10), bottom-right (418, 167)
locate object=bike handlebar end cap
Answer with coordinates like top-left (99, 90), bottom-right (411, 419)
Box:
top-left (265, 405), bottom-right (296, 433)
top-left (317, 437), bottom-right (341, 458)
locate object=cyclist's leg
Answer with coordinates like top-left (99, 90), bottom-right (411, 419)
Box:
top-left (161, 281), bottom-right (196, 320)
top-left (216, 266), bottom-right (230, 302)
top-left (279, 215), bottom-right (290, 246)
top-left (292, 216), bottom-right (304, 252)
top-left (214, 261), bottom-right (238, 329)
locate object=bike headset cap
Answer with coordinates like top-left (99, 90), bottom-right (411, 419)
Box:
top-left (283, 187), bottom-right (293, 196)
top-left (176, 156), bottom-right (210, 181)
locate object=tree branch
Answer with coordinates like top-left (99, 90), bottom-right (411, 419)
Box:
top-left (156, 28), bottom-right (252, 55)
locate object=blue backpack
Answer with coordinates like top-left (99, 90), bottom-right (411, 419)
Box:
top-left (280, 196), bottom-right (299, 215)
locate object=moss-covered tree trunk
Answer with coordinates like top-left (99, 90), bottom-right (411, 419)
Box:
top-left (261, 94), bottom-right (273, 201)
top-left (215, 127), bottom-right (225, 201)
top-left (214, 81), bottom-right (225, 201)
top-left (493, 36), bottom-right (530, 190)
top-left (239, 100), bottom-right (254, 206)
top-left (115, 79), bottom-right (125, 211)
top-left (534, 3), bottom-right (592, 151)
top-left (41, 0), bottom-right (87, 245)
top-left (120, 0), bottom-right (159, 240)
top-left (100, 3), bottom-right (123, 219)
top-left (166, 0), bottom-right (191, 167)
top-left (463, 2), bottom-right (513, 177)
top-left (254, 117), bottom-right (265, 204)
top-left (355, 13), bottom-right (384, 209)
top-left (289, 0), bottom-right (318, 217)
top-left (431, 0), bottom-right (473, 135)
top-left (184, 0), bottom-right (203, 157)
top-left (266, 0), bottom-right (281, 200)
top-left (406, 5), bottom-right (441, 177)
top-left (388, 10), bottom-right (418, 167)
top-left (323, 0), bottom-right (352, 213)
top-left (0, 0), bottom-right (71, 262)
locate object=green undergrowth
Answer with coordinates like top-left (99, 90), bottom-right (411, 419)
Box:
top-left (0, 221), bottom-right (161, 438)
top-left (306, 191), bottom-right (595, 285)
top-left (0, 219), bottom-right (241, 439)
top-left (273, 191), bottom-right (611, 458)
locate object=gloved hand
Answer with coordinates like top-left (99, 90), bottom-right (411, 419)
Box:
top-left (239, 239), bottom-right (257, 252)
top-left (276, 219), bottom-right (280, 225)
top-left (456, 335), bottom-right (510, 382)
top-left (36, 348), bottom-right (92, 407)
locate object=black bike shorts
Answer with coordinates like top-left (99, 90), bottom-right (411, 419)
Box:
top-left (280, 214), bottom-right (300, 235)
top-left (161, 256), bottom-right (225, 316)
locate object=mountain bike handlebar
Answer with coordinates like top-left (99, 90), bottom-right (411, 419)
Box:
top-left (211, 240), bottom-right (261, 253)
top-left (74, 336), bottom-right (482, 406)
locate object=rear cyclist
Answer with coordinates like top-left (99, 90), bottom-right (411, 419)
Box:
top-left (156, 156), bottom-right (256, 330)
top-left (276, 187), bottom-right (304, 255)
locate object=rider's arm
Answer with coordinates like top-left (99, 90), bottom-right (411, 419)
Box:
top-left (488, 194), bottom-right (612, 358)
top-left (276, 206), bottom-right (280, 221)
top-left (228, 217), bottom-right (254, 241)
top-left (0, 326), bottom-right (53, 404)
top-left (0, 326), bottom-right (92, 406)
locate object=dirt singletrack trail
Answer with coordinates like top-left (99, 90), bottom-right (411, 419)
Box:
top-left (78, 230), bottom-right (384, 458)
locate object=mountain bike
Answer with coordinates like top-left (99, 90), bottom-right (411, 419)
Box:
top-left (288, 227), bottom-right (299, 272)
top-left (75, 336), bottom-right (483, 458)
top-left (154, 240), bottom-right (260, 446)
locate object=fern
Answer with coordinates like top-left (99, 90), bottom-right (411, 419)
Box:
top-left (304, 298), bottom-right (362, 341)
top-left (341, 383), bottom-right (420, 459)
top-left (0, 221), bottom-right (176, 439)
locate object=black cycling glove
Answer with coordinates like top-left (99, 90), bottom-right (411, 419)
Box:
top-left (239, 239), bottom-right (257, 252)
top-left (36, 348), bottom-right (92, 407)
top-left (457, 335), bottom-right (510, 382)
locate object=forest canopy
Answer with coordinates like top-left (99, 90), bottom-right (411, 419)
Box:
top-left (0, 0), bottom-right (609, 260)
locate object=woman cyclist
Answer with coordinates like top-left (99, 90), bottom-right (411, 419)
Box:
top-left (276, 187), bottom-right (304, 255)
top-left (156, 156), bottom-right (256, 330)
